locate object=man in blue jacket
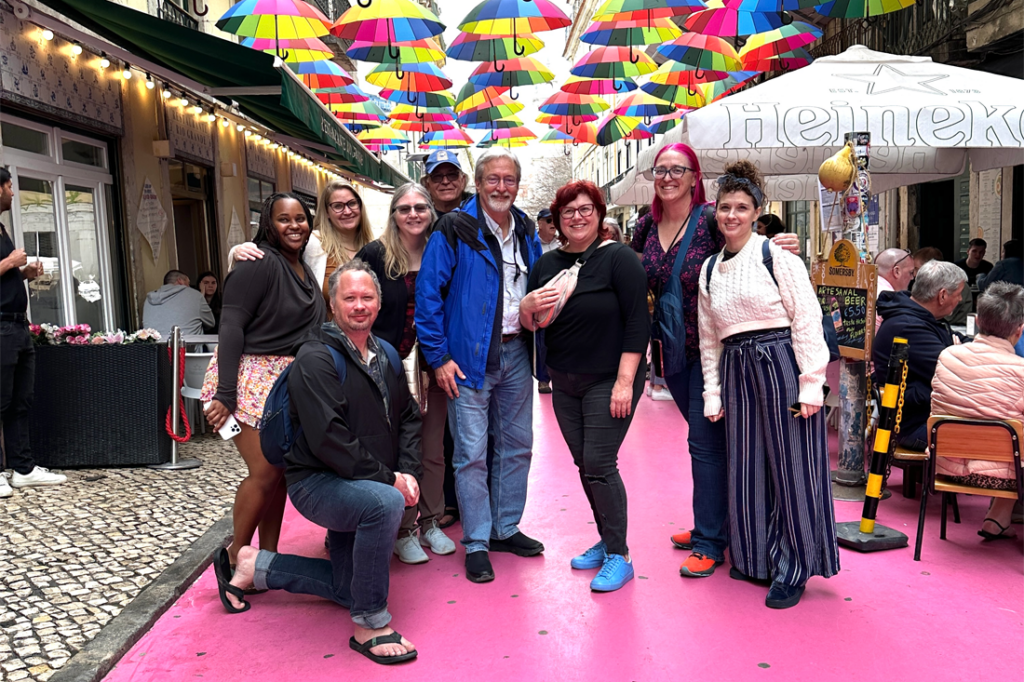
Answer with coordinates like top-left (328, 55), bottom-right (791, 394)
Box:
top-left (416, 148), bottom-right (544, 583)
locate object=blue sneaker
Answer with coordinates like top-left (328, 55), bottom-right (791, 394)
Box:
top-left (590, 554), bottom-right (634, 592)
top-left (570, 541), bottom-right (607, 570)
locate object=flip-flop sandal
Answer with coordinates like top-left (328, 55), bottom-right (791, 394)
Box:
top-left (349, 632), bottom-right (418, 665)
top-left (978, 518), bottom-right (1016, 541)
top-left (438, 507), bottom-right (459, 529)
top-left (229, 563), bottom-right (269, 595)
top-left (214, 548), bottom-right (250, 614)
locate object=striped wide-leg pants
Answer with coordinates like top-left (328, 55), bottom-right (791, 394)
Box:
top-left (721, 329), bottom-right (840, 587)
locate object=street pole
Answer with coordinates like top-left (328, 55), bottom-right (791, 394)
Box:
top-left (151, 326), bottom-right (201, 471)
top-left (835, 358), bottom-right (866, 486)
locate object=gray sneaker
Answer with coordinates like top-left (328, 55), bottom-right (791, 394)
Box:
top-left (393, 531), bottom-right (429, 564)
top-left (0, 474), bottom-right (12, 498)
top-left (420, 520), bottom-right (456, 555)
top-left (11, 466), bottom-right (66, 488)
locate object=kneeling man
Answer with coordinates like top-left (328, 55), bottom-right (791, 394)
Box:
top-left (227, 259), bottom-right (423, 665)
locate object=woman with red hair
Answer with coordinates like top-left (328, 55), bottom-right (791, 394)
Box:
top-left (520, 180), bottom-right (649, 593)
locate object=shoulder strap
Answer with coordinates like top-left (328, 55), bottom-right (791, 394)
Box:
top-left (377, 339), bottom-right (403, 377)
top-left (325, 345), bottom-right (347, 384)
top-left (669, 203), bottom-right (704, 281)
top-left (760, 240), bottom-right (779, 287)
top-left (705, 253), bottom-right (719, 289)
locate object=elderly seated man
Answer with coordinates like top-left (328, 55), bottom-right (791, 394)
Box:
top-left (873, 260), bottom-right (967, 451)
top-left (931, 282), bottom-right (1024, 540)
top-left (221, 259), bottom-right (423, 666)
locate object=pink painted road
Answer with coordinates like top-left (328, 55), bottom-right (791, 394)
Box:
top-left (105, 393), bottom-right (1023, 682)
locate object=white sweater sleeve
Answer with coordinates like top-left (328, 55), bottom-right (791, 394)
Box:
top-left (697, 258), bottom-right (724, 417)
top-left (304, 232), bottom-right (328, 291)
top-left (771, 244), bottom-right (829, 406)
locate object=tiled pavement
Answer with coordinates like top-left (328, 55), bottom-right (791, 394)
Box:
top-left (1, 435), bottom-right (244, 682)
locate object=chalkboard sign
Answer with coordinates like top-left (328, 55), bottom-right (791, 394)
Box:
top-left (811, 240), bottom-right (877, 360)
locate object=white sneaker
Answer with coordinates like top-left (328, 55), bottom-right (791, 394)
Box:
top-left (393, 531), bottom-right (429, 564)
top-left (11, 466), bottom-right (67, 488)
top-left (0, 474), bottom-right (12, 498)
top-left (420, 521), bottom-right (456, 555)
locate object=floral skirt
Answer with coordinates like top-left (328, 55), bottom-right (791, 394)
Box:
top-left (200, 350), bottom-right (294, 428)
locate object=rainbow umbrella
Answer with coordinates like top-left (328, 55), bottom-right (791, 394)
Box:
top-left (596, 113), bottom-right (650, 146)
top-left (560, 75), bottom-right (637, 95)
top-left (580, 17), bottom-right (682, 48)
top-left (539, 129), bottom-right (575, 144)
top-left (462, 116), bottom-right (527, 129)
top-left (332, 0), bottom-right (445, 78)
top-left (347, 37), bottom-right (446, 64)
top-left (455, 84), bottom-right (511, 111)
top-left (593, 0), bottom-right (707, 23)
top-left (612, 91), bottom-right (675, 124)
top-left (390, 118), bottom-right (455, 131)
top-left (290, 60), bottom-right (355, 89)
top-left (366, 61), bottom-right (453, 93)
top-left (536, 112), bottom-right (601, 127)
top-left (458, 100), bottom-right (525, 125)
top-left (240, 36), bottom-right (333, 62)
top-left (737, 22), bottom-right (822, 60)
top-left (476, 132), bottom-right (530, 148)
top-left (684, 0), bottom-right (787, 36)
top-left (648, 60), bottom-right (735, 87)
top-left (539, 92), bottom-right (610, 120)
top-left (331, 99), bottom-right (389, 123)
top-left (571, 47), bottom-right (657, 80)
top-left (468, 58), bottom-right (555, 98)
top-left (813, 0), bottom-right (915, 18)
top-left (742, 47), bottom-right (813, 72)
top-left (489, 126), bottom-right (536, 141)
top-left (390, 104), bottom-right (455, 122)
top-left (217, 0), bottom-right (331, 47)
top-left (380, 89), bottom-right (456, 108)
top-left (317, 87), bottom-right (371, 106)
top-left (656, 34), bottom-right (742, 80)
top-left (641, 110), bottom-right (686, 134)
top-left (423, 129), bottom-right (475, 148)
top-left (358, 125), bottom-right (410, 144)
top-left (696, 70), bottom-right (759, 102)
top-left (458, 0), bottom-right (572, 59)
top-left (640, 81), bottom-right (708, 109)
top-left (556, 120), bottom-right (598, 145)
top-left (732, 0), bottom-right (817, 11)
top-left (446, 33), bottom-right (544, 66)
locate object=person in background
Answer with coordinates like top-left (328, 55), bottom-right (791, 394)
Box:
top-left (421, 150), bottom-right (471, 217)
top-left (202, 193), bottom-right (326, 579)
top-left (416, 147), bottom-right (544, 584)
top-left (142, 270), bottom-right (214, 339)
top-left (954, 238), bottom-right (993, 288)
top-left (222, 260), bottom-right (422, 666)
top-left (230, 180), bottom-right (374, 315)
top-left (698, 160), bottom-right (838, 609)
top-left (521, 180), bottom-right (648, 592)
top-left (874, 248), bottom-right (916, 329)
top-left (980, 239), bottom-right (1023, 291)
top-left (873, 260), bottom-right (967, 451)
top-left (355, 183), bottom-right (456, 564)
top-left (537, 208), bottom-right (559, 254)
top-left (913, 247), bottom-right (944, 272)
top-left (755, 214), bottom-right (786, 237)
top-left (0, 166), bottom-right (66, 496)
top-left (603, 217), bottom-right (624, 244)
top-left (196, 271), bottom-right (222, 333)
top-left (930, 282), bottom-right (1024, 541)
top-left (534, 206), bottom-right (558, 396)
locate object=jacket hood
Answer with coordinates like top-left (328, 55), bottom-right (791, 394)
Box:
top-left (876, 290), bottom-right (938, 325)
top-left (145, 284), bottom-right (193, 306)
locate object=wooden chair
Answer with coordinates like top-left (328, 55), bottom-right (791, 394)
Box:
top-left (914, 416), bottom-right (1024, 561)
top-left (893, 444), bottom-right (929, 498)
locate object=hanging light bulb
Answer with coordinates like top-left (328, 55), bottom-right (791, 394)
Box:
top-left (244, 129), bottom-right (252, 137)
top-left (71, 43), bottom-right (83, 56)
top-left (41, 29), bottom-right (54, 41)
top-left (179, 97), bottom-right (189, 107)
top-left (205, 112), bottom-right (216, 123)
top-left (191, 105), bottom-right (203, 115)
top-left (145, 76), bottom-right (155, 90)
top-left (122, 68), bottom-right (133, 80)
top-left (99, 55), bottom-right (111, 69)
top-left (161, 88), bottom-right (172, 99)
top-left (221, 118), bottom-right (231, 128)
top-left (236, 123), bottom-right (245, 132)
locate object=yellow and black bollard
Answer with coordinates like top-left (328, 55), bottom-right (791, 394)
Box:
top-left (836, 337), bottom-right (910, 552)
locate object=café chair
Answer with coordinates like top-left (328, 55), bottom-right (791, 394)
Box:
top-left (870, 385), bottom-right (928, 499)
top-left (914, 415), bottom-right (1024, 561)
top-left (183, 352), bottom-right (214, 436)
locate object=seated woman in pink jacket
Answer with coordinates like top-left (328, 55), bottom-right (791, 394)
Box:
top-left (931, 282), bottom-right (1024, 540)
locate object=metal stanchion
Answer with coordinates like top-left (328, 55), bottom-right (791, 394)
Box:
top-left (836, 337), bottom-right (909, 551)
top-left (151, 326), bottom-right (201, 471)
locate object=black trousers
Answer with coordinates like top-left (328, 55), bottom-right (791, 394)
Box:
top-left (1, 319), bottom-right (36, 475)
top-left (549, 366), bottom-right (645, 557)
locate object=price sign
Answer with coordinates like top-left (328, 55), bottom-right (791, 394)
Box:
top-left (811, 239), bottom-right (877, 360)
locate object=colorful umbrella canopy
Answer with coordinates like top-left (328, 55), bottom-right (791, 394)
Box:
top-left (612, 91), bottom-right (676, 122)
top-left (560, 76), bottom-right (638, 95)
top-left (331, 0), bottom-right (445, 42)
top-left (468, 58), bottom-right (555, 91)
top-left (330, 99), bottom-right (389, 122)
top-left (358, 125), bottom-right (410, 143)
top-left (741, 47), bottom-right (813, 72)
top-left (476, 132), bottom-right (530, 148)
top-left (290, 60), bottom-right (355, 89)
top-left (423, 128), bottom-right (475, 147)
top-left (593, 0), bottom-right (707, 22)
top-left (390, 118), bottom-right (455, 131)
top-left (536, 112), bottom-right (601, 126)
top-left (640, 82), bottom-right (708, 109)
top-left (489, 126), bottom-right (536, 141)
top-left (455, 84), bottom-right (510, 111)
top-left (346, 37), bottom-right (446, 64)
top-left (379, 89), bottom-right (456, 107)
top-left (556, 120), bottom-right (598, 145)
top-left (695, 70), bottom-right (759, 102)
top-left (317, 87), bottom-right (371, 106)
top-left (641, 110), bottom-right (686, 135)
top-left (389, 104), bottom-right (456, 122)
top-left (683, 1), bottom-right (787, 36)
top-left (648, 60), bottom-right (735, 86)
top-left (462, 116), bottom-right (526, 129)
top-left (446, 32), bottom-right (544, 64)
top-left (579, 18), bottom-right (682, 47)
top-left (595, 113), bottom-right (650, 146)
top-left (571, 46), bottom-right (657, 80)
top-left (457, 100), bottom-right (525, 124)
top-left (539, 129), bottom-right (575, 144)
top-left (737, 22), bottom-right (822, 60)
top-left (216, 0), bottom-right (331, 40)
top-left (813, 0), bottom-right (915, 18)
top-left (458, 0), bottom-right (572, 35)
top-left (364, 142), bottom-right (406, 151)
top-left (731, 0), bottom-right (817, 9)
top-left (539, 92), bottom-right (610, 119)
top-left (366, 61), bottom-right (453, 92)
top-left (240, 36), bottom-right (333, 62)
top-left (655, 33), bottom-right (742, 78)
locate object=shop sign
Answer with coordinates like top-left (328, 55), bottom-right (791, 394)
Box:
top-left (165, 101), bottom-right (214, 164)
top-left (811, 239), bottom-right (877, 360)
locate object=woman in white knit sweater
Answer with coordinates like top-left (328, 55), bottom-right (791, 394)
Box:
top-left (697, 161), bottom-right (839, 610)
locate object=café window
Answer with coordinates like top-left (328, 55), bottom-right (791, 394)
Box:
top-left (248, 177), bottom-right (276, 226)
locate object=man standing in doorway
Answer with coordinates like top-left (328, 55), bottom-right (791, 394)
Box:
top-left (0, 167), bottom-right (67, 497)
top-left (954, 238), bottom-right (993, 288)
top-left (416, 148), bottom-right (544, 583)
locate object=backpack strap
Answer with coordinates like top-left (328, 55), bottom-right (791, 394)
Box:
top-left (377, 339), bottom-right (403, 377)
top-left (325, 345), bottom-right (347, 384)
top-left (760, 239), bottom-right (779, 287)
top-left (705, 252), bottom-right (719, 290)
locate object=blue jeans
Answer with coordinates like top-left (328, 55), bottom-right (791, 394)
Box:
top-left (448, 336), bottom-right (534, 554)
top-left (253, 473), bottom-right (405, 629)
top-left (664, 361), bottom-right (729, 562)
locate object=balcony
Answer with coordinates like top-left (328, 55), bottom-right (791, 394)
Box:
top-left (158, 0), bottom-right (199, 31)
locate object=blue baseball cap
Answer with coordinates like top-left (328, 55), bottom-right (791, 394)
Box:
top-left (537, 208), bottom-right (552, 220)
top-left (425, 150), bottom-right (463, 175)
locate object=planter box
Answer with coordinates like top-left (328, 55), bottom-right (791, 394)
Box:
top-left (30, 344), bottom-right (172, 468)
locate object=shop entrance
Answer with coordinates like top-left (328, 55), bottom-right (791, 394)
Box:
top-left (169, 160), bottom-right (219, 282)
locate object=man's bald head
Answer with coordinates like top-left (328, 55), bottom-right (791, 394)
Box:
top-left (876, 248), bottom-right (914, 291)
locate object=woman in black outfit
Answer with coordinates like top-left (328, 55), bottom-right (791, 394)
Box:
top-left (195, 270), bottom-right (222, 332)
top-left (520, 180), bottom-right (649, 593)
top-left (356, 183), bottom-right (456, 564)
top-left (203, 193), bottom-right (326, 571)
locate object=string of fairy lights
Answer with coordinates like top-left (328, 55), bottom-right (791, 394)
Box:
top-left (32, 25), bottom-right (347, 182)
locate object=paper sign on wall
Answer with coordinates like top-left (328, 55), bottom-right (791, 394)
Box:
top-left (227, 207), bottom-right (245, 249)
top-left (136, 178), bottom-right (168, 262)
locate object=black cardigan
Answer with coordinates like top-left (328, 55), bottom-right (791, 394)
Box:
top-left (355, 239), bottom-right (413, 351)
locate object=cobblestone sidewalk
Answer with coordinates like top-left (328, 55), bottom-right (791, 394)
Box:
top-left (1, 435), bottom-right (246, 682)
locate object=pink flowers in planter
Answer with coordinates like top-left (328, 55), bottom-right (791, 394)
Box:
top-left (30, 323), bottom-right (162, 346)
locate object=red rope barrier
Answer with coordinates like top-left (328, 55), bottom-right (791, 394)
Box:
top-left (165, 346), bottom-right (192, 443)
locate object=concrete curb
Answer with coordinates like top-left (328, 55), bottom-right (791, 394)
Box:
top-left (46, 514), bottom-right (234, 682)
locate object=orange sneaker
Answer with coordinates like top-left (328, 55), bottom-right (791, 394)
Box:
top-left (679, 552), bottom-right (722, 578)
top-left (670, 530), bottom-right (693, 550)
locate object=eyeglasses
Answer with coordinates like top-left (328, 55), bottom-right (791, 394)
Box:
top-left (559, 204), bottom-right (596, 220)
top-left (329, 199), bottom-right (361, 214)
top-left (642, 166), bottom-right (693, 181)
top-left (429, 171), bottom-right (460, 184)
top-left (395, 203), bottom-right (430, 216)
top-left (484, 175), bottom-right (518, 188)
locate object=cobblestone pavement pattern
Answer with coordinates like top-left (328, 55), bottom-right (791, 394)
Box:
top-left (1, 436), bottom-right (245, 681)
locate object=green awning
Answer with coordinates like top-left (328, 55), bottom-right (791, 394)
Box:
top-left (35, 0), bottom-right (410, 187)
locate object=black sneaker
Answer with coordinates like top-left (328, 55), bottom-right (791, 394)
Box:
top-left (490, 532), bottom-right (544, 557)
top-left (465, 551), bottom-right (494, 583)
top-left (729, 566), bottom-right (772, 585)
top-left (765, 582), bottom-right (805, 609)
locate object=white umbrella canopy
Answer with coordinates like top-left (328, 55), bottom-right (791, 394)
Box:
top-left (613, 45), bottom-right (1024, 203)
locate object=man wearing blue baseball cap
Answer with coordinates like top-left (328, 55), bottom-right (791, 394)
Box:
top-left (421, 150), bottom-right (471, 216)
